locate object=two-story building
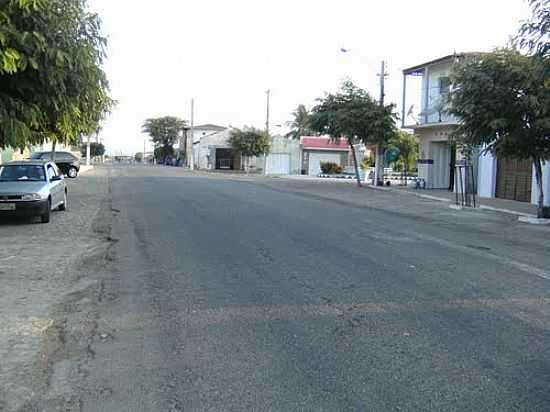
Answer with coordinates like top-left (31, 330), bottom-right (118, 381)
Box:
top-left (402, 54), bottom-right (465, 191)
top-left (402, 53), bottom-right (550, 207)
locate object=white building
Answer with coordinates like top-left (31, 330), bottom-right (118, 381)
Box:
top-left (402, 53), bottom-right (550, 206)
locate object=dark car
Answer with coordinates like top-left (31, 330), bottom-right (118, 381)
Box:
top-left (30, 151), bottom-right (80, 178)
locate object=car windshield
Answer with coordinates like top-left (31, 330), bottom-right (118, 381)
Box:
top-left (29, 152), bottom-right (44, 159)
top-left (0, 165), bottom-right (46, 182)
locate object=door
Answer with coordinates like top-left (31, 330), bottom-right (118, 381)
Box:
top-left (266, 153), bottom-right (290, 175)
top-left (46, 165), bottom-right (62, 207)
top-left (431, 142), bottom-right (451, 189)
top-left (308, 152), bottom-right (341, 176)
top-left (496, 158), bottom-right (532, 202)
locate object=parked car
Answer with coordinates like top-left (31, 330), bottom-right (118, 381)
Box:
top-left (30, 151), bottom-right (80, 178)
top-left (0, 160), bottom-right (67, 223)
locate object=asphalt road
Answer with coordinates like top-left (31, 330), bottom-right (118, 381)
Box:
top-left (72, 166), bottom-right (550, 411)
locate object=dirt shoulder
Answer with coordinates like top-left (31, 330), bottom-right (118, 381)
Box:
top-left (0, 167), bottom-right (113, 411)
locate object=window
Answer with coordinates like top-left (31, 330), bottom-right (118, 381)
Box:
top-left (439, 77), bottom-right (451, 95)
top-left (0, 165), bottom-right (46, 181)
top-left (46, 166), bottom-right (57, 181)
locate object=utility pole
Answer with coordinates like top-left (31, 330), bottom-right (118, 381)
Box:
top-left (374, 60), bottom-right (388, 186)
top-left (189, 98), bottom-right (195, 170)
top-left (266, 89), bottom-right (270, 135)
top-left (143, 139), bottom-right (146, 164)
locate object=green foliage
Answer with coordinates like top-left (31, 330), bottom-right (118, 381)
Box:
top-left (228, 127), bottom-right (270, 157)
top-left (449, 49), bottom-right (550, 217)
top-left (134, 152), bottom-right (143, 162)
top-left (388, 130), bottom-right (418, 172)
top-left (515, 0), bottom-right (550, 57)
top-left (285, 104), bottom-right (315, 139)
top-left (310, 81), bottom-right (399, 147)
top-left (142, 116), bottom-right (187, 162)
top-left (449, 50), bottom-right (550, 161)
top-left (0, 0), bottom-right (114, 150)
top-left (310, 81), bottom-right (399, 186)
top-left (320, 161), bottom-right (343, 174)
top-left (80, 142), bottom-right (105, 157)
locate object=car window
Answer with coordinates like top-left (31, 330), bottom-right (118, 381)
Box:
top-left (46, 166), bottom-right (57, 181)
top-left (0, 165), bottom-right (46, 181)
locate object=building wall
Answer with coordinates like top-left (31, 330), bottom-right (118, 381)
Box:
top-left (415, 126), bottom-right (453, 189)
top-left (196, 128), bottom-right (250, 170)
top-left (477, 151), bottom-right (497, 198)
top-left (531, 161), bottom-right (550, 207)
top-left (269, 137), bottom-right (301, 174)
top-left (476, 154), bottom-right (550, 207)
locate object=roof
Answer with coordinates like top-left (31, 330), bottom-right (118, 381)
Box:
top-left (193, 124), bottom-right (227, 131)
top-left (403, 52), bottom-right (482, 75)
top-left (3, 160), bottom-right (48, 166)
top-left (301, 137), bottom-right (350, 151)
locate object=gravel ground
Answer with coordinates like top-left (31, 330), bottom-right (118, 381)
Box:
top-left (0, 168), bottom-right (112, 411)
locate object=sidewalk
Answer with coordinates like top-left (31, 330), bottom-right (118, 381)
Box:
top-left (275, 174), bottom-right (539, 218)
top-left (380, 185), bottom-right (538, 218)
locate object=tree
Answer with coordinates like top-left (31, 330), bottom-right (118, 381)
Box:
top-left (285, 104), bottom-right (315, 139)
top-left (310, 81), bottom-right (399, 187)
top-left (388, 131), bottom-right (418, 176)
top-left (0, 0), bottom-right (114, 151)
top-left (228, 127), bottom-right (270, 172)
top-left (134, 152), bottom-right (143, 163)
top-left (448, 49), bottom-right (550, 218)
top-left (142, 116), bottom-right (187, 164)
top-left (80, 142), bottom-right (105, 158)
top-left (515, 0), bottom-right (550, 57)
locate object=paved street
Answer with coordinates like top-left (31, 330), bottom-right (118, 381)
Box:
top-left (3, 165), bottom-right (550, 411)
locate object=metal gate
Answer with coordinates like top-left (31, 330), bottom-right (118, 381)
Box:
top-left (496, 158), bottom-right (532, 202)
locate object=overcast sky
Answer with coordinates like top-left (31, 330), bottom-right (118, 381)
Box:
top-left (90, 0), bottom-right (530, 155)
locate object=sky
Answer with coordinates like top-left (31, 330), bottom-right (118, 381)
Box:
top-left (89, 0), bottom-right (531, 155)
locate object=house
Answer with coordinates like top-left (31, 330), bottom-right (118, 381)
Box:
top-left (402, 52), bottom-right (550, 207)
top-left (402, 53), bottom-right (467, 190)
top-left (196, 128), bottom-right (242, 170)
top-left (300, 137), bottom-right (364, 176)
top-left (195, 128), bottom-right (301, 174)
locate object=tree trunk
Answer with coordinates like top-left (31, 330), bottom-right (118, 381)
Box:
top-left (534, 157), bottom-right (545, 219)
top-left (51, 140), bottom-right (57, 162)
top-left (350, 143), bottom-right (362, 188)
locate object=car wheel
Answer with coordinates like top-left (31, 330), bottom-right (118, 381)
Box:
top-left (59, 191), bottom-right (67, 211)
top-left (68, 167), bottom-right (78, 178)
top-left (41, 199), bottom-right (51, 223)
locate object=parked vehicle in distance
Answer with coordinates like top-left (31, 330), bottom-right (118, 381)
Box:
top-left (0, 160), bottom-right (67, 223)
top-left (30, 151), bottom-right (80, 178)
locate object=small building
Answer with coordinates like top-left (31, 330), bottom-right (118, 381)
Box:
top-left (300, 137), bottom-right (359, 176)
top-left (196, 128), bottom-right (244, 171)
top-left (265, 137), bottom-right (301, 175)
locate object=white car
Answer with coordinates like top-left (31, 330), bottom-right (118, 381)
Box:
top-left (0, 160), bottom-right (68, 223)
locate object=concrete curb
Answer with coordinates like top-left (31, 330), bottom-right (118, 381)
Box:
top-left (367, 184), bottom-right (539, 219)
top-left (79, 165), bottom-right (94, 174)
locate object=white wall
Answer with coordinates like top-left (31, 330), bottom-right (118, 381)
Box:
top-left (531, 161), bottom-right (550, 207)
top-left (416, 126), bottom-right (453, 189)
top-left (477, 151), bottom-right (497, 198)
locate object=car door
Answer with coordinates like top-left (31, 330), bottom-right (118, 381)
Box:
top-left (46, 164), bottom-right (62, 207)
